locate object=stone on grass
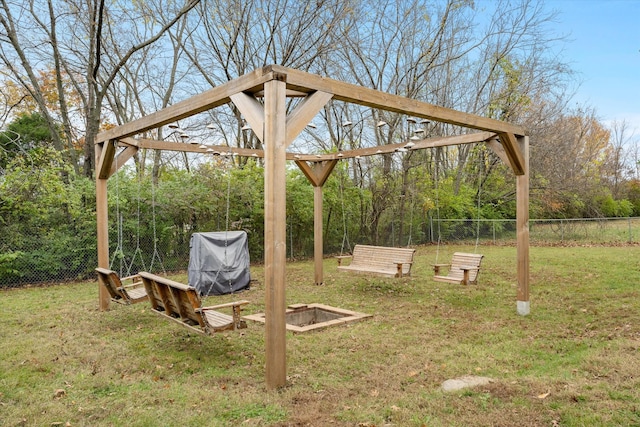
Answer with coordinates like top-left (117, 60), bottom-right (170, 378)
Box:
top-left (441, 375), bottom-right (494, 392)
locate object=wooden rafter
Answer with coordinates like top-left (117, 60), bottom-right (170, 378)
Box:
top-left (97, 66), bottom-right (524, 155)
top-left (95, 66), bottom-right (526, 178)
top-left (275, 66), bottom-right (526, 136)
top-left (119, 131), bottom-right (495, 162)
top-left (96, 67), bottom-right (277, 144)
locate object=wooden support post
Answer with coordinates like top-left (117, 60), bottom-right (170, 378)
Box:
top-left (314, 185), bottom-right (324, 285)
top-left (295, 160), bottom-right (338, 287)
top-left (263, 77), bottom-right (288, 389)
top-left (96, 143), bottom-right (111, 311)
top-left (516, 136), bottom-right (530, 315)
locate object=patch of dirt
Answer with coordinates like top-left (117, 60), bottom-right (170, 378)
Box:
top-left (270, 390), bottom-right (349, 427)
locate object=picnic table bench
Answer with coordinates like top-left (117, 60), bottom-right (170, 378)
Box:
top-left (336, 244), bottom-right (416, 278)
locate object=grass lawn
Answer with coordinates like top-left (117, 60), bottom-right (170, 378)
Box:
top-left (1, 244), bottom-right (639, 426)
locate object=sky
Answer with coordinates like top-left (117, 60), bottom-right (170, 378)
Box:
top-left (548, 0), bottom-right (640, 136)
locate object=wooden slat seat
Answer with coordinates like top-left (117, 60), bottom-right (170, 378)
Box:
top-left (138, 271), bottom-right (249, 335)
top-left (336, 244), bottom-right (416, 278)
top-left (95, 267), bottom-right (148, 305)
top-left (433, 252), bottom-right (484, 285)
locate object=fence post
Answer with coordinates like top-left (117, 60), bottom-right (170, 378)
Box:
top-left (430, 215), bottom-right (434, 244)
top-left (492, 220), bottom-right (496, 244)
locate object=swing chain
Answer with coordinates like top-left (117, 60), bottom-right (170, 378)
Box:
top-left (224, 158), bottom-right (232, 294)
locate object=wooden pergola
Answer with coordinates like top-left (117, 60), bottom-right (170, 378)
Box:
top-left (95, 65), bottom-right (530, 389)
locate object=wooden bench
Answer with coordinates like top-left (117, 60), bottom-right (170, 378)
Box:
top-left (433, 252), bottom-right (484, 285)
top-left (95, 267), bottom-right (148, 305)
top-left (138, 271), bottom-right (249, 335)
top-left (336, 244), bottom-right (416, 278)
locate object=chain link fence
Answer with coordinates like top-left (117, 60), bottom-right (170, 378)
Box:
top-left (1, 217), bottom-right (639, 289)
top-left (424, 217), bottom-right (640, 246)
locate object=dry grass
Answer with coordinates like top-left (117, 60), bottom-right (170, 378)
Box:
top-left (1, 244), bottom-right (639, 426)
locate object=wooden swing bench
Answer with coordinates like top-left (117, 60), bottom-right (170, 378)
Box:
top-left (336, 244), bottom-right (416, 278)
top-left (432, 252), bottom-right (484, 285)
top-left (138, 272), bottom-right (249, 335)
top-left (95, 267), bottom-right (148, 305)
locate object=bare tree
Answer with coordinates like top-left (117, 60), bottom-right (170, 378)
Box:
top-left (606, 120), bottom-right (634, 198)
top-left (0, 0), bottom-right (199, 177)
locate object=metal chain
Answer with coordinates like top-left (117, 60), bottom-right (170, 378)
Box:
top-left (149, 162), bottom-right (166, 275)
top-left (224, 158), bottom-right (232, 294)
top-left (109, 140), bottom-right (125, 274)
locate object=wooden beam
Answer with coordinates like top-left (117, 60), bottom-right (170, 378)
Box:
top-left (263, 79), bottom-right (288, 389)
top-left (96, 67), bottom-right (276, 143)
top-left (272, 65), bottom-right (526, 137)
top-left (294, 160), bottom-right (338, 287)
top-left (314, 186), bottom-right (324, 286)
top-left (253, 88), bottom-right (309, 97)
top-left (295, 160), bottom-right (338, 187)
top-left (126, 138), bottom-right (264, 157)
top-left (406, 132), bottom-right (496, 151)
top-left (290, 132), bottom-right (495, 161)
top-left (498, 132), bottom-right (525, 175)
top-left (516, 136), bottom-right (530, 315)
top-left (98, 66), bottom-right (524, 148)
top-left (97, 140), bottom-right (116, 179)
top-left (485, 137), bottom-right (510, 166)
top-left (230, 89), bottom-right (333, 147)
top-left (285, 90), bottom-right (333, 146)
top-left (119, 132), bottom-right (494, 163)
top-left (108, 145), bottom-right (138, 177)
top-left (230, 91), bottom-right (265, 143)
top-left (95, 145), bottom-right (110, 311)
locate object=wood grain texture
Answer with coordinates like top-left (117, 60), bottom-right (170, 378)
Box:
top-left (138, 271), bottom-right (249, 335)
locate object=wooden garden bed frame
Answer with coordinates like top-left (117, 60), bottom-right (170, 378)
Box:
top-left (95, 65), bottom-right (530, 389)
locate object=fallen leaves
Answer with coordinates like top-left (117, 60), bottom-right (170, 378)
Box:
top-left (537, 391), bottom-right (550, 399)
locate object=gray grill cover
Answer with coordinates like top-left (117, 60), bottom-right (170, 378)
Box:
top-left (188, 231), bottom-right (251, 296)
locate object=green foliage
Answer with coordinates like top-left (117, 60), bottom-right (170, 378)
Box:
top-left (321, 164), bottom-right (372, 252)
top-left (0, 251), bottom-right (24, 283)
top-left (487, 56), bottom-right (532, 121)
top-left (0, 146), bottom-right (95, 284)
top-left (3, 112), bottom-right (56, 146)
top-left (625, 179), bottom-right (640, 215)
top-left (0, 112), bottom-right (59, 170)
top-left (595, 194), bottom-right (634, 218)
top-left (286, 169), bottom-right (314, 257)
